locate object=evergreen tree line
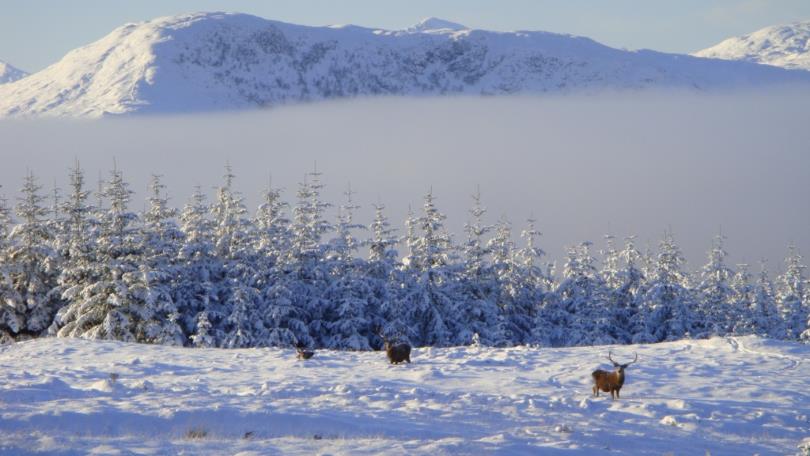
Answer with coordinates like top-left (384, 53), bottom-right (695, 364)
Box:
top-left (0, 163), bottom-right (808, 349)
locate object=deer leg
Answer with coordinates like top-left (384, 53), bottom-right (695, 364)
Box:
top-left (610, 389), bottom-right (616, 400)
top-left (616, 389), bottom-right (620, 399)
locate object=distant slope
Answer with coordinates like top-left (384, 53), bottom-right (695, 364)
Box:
top-left (0, 60), bottom-right (27, 84)
top-left (694, 21), bottom-right (810, 71)
top-left (0, 336), bottom-right (807, 454)
top-left (2, 12), bottom-right (809, 118)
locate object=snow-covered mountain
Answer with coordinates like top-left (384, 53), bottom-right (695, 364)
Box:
top-left (694, 21), bottom-right (810, 71)
top-left (2, 12), bottom-right (810, 118)
top-left (0, 60), bottom-right (27, 84)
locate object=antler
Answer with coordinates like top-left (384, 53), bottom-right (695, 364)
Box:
top-left (626, 352), bottom-right (638, 366)
top-left (607, 351), bottom-right (618, 366)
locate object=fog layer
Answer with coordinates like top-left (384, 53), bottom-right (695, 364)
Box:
top-left (0, 91), bottom-right (808, 270)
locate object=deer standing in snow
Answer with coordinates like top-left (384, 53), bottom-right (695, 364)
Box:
top-left (296, 343), bottom-right (314, 360)
top-left (591, 351), bottom-right (637, 399)
top-left (380, 335), bottom-right (411, 365)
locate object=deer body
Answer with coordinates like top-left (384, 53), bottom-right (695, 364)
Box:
top-left (591, 352), bottom-right (637, 400)
top-left (296, 343), bottom-right (314, 360)
top-left (384, 341), bottom-right (411, 364)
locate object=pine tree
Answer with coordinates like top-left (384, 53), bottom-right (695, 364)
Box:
top-left (252, 179), bottom-right (293, 347)
top-left (749, 261), bottom-right (782, 338)
top-left (52, 161), bottom-right (97, 336)
top-left (456, 189), bottom-right (504, 346)
top-left (54, 166), bottom-right (145, 341)
top-left (552, 242), bottom-right (614, 346)
top-left (0, 193), bottom-right (22, 343)
top-left (136, 175), bottom-right (184, 345)
top-left (176, 187), bottom-right (222, 346)
top-left (777, 245), bottom-right (807, 339)
top-left (267, 170), bottom-right (332, 348)
top-left (399, 190), bottom-right (455, 346)
top-left (514, 218), bottom-right (550, 345)
top-left (638, 231), bottom-right (696, 342)
top-left (211, 165), bottom-right (264, 348)
top-left (2, 172), bottom-right (61, 340)
top-left (729, 263), bottom-right (757, 335)
top-left (323, 184), bottom-right (372, 350)
top-left (695, 234), bottom-right (735, 337)
top-left (367, 203), bottom-right (401, 348)
top-left (613, 236), bottom-right (645, 344)
top-left (601, 235), bottom-right (622, 291)
top-left (254, 179), bottom-right (290, 272)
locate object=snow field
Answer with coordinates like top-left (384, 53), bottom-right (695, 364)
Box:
top-left (0, 335), bottom-right (808, 455)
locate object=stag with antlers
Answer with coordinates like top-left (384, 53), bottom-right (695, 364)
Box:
top-left (591, 351), bottom-right (637, 400)
top-left (377, 330), bottom-right (411, 365)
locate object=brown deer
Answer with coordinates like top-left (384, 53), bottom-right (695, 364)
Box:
top-left (296, 343), bottom-right (314, 360)
top-left (383, 337), bottom-right (411, 365)
top-left (591, 351), bottom-right (637, 399)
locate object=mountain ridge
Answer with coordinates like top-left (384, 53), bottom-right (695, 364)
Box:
top-left (1, 12), bottom-right (809, 118)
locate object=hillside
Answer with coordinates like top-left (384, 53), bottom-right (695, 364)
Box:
top-left (694, 21), bottom-right (810, 71)
top-left (1, 12), bottom-right (809, 118)
top-left (0, 336), bottom-right (808, 454)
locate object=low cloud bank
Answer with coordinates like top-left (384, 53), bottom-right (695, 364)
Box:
top-left (0, 90), bottom-right (808, 268)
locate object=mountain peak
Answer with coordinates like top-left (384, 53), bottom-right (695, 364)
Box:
top-left (410, 17), bottom-right (468, 32)
top-left (694, 20), bottom-right (810, 71)
top-left (0, 60), bottom-right (28, 84)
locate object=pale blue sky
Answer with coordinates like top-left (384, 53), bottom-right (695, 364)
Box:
top-left (2, 0), bottom-right (810, 72)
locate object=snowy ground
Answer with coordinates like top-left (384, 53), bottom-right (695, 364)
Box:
top-left (0, 336), bottom-right (808, 455)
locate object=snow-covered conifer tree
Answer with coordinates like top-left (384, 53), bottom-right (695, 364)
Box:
top-left (135, 175), bottom-right (184, 345)
top-left (323, 184), bottom-right (372, 350)
top-left (638, 231), bottom-right (696, 342)
top-left (514, 218), bottom-right (550, 345)
top-left (611, 236), bottom-right (645, 344)
top-left (54, 166), bottom-right (145, 341)
top-left (176, 187), bottom-right (222, 346)
top-left (267, 170), bottom-right (331, 348)
top-left (0, 194), bottom-right (22, 343)
top-left (456, 189), bottom-right (504, 346)
top-left (729, 263), bottom-right (757, 335)
top-left (552, 242), bottom-right (614, 346)
top-left (52, 162), bottom-right (96, 335)
top-left (254, 180), bottom-right (290, 272)
top-left (749, 261), bottom-right (782, 338)
top-left (211, 165), bottom-right (264, 348)
top-left (777, 245), bottom-right (807, 339)
top-left (399, 190), bottom-right (455, 346)
top-left (695, 234), bottom-right (735, 336)
top-left (367, 203), bottom-right (402, 348)
top-left (2, 172), bottom-right (61, 340)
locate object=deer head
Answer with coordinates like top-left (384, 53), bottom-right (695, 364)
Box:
top-left (608, 351), bottom-right (637, 374)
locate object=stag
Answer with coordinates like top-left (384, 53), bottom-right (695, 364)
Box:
top-left (382, 336), bottom-right (411, 365)
top-left (591, 351), bottom-right (637, 399)
top-left (296, 343), bottom-right (314, 360)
